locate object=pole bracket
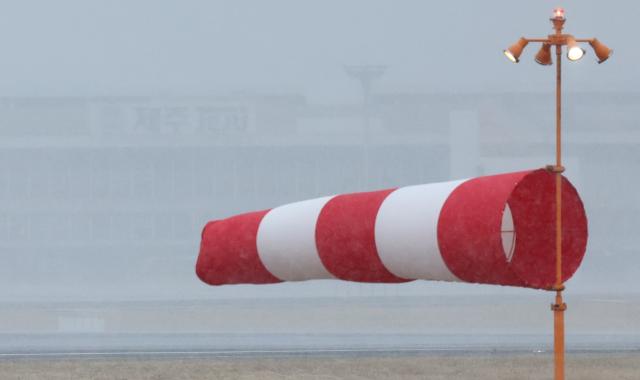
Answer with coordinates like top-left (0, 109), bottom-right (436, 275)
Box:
top-left (551, 302), bottom-right (567, 311)
top-left (545, 164), bottom-right (565, 173)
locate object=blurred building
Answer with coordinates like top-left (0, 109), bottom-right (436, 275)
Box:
top-left (0, 91), bottom-right (637, 300)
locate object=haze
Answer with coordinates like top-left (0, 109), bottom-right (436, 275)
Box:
top-left (0, 0), bottom-right (637, 348)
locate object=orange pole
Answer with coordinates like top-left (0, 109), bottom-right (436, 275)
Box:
top-left (551, 16), bottom-right (566, 380)
top-left (506, 9), bottom-right (610, 380)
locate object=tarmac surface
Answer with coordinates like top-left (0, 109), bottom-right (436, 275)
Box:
top-left (1, 350), bottom-right (639, 380)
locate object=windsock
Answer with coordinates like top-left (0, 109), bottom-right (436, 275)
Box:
top-left (196, 169), bottom-right (587, 289)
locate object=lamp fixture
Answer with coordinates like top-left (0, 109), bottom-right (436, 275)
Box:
top-left (503, 8), bottom-right (610, 66)
top-left (535, 43), bottom-right (553, 65)
top-left (566, 37), bottom-right (585, 61)
top-left (504, 38), bottom-right (528, 63)
top-left (590, 38), bottom-right (613, 63)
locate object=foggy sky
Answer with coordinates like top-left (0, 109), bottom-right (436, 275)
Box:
top-left (0, 1), bottom-right (632, 101)
top-left (0, 1), bottom-right (636, 305)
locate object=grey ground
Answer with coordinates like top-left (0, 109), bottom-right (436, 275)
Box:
top-left (2, 352), bottom-right (639, 380)
top-left (3, 296), bottom-right (638, 379)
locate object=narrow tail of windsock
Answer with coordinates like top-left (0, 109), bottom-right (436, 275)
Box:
top-left (196, 169), bottom-right (587, 289)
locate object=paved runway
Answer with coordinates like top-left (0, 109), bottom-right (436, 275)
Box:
top-left (2, 350), bottom-right (639, 380)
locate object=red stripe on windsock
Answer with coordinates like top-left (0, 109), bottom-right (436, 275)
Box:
top-left (437, 169), bottom-right (588, 289)
top-left (196, 210), bottom-right (282, 285)
top-left (437, 171), bottom-right (528, 287)
top-left (506, 170), bottom-right (588, 288)
top-left (315, 189), bottom-right (410, 283)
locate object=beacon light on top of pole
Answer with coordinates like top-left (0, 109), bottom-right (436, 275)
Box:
top-left (553, 7), bottom-right (565, 20)
top-left (502, 7), bottom-right (612, 380)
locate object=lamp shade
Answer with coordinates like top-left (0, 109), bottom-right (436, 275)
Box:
top-left (589, 38), bottom-right (613, 63)
top-left (196, 169), bottom-right (588, 290)
top-left (535, 43), bottom-right (553, 65)
top-left (504, 38), bottom-right (529, 63)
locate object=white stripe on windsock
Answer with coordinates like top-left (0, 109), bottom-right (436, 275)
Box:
top-left (374, 180), bottom-right (465, 281)
top-left (256, 196), bottom-right (336, 281)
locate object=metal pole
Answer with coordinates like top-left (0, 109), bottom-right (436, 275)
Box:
top-left (505, 9), bottom-right (611, 380)
top-left (551, 17), bottom-right (567, 380)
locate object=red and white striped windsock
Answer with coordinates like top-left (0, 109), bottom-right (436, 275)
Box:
top-left (196, 169), bottom-right (588, 289)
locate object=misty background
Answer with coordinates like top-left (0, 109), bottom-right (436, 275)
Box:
top-left (0, 1), bottom-right (637, 349)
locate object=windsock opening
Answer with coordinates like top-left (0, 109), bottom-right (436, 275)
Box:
top-left (437, 169), bottom-right (588, 289)
top-left (507, 169), bottom-right (588, 288)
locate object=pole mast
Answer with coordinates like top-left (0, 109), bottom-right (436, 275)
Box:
top-left (550, 14), bottom-right (567, 380)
